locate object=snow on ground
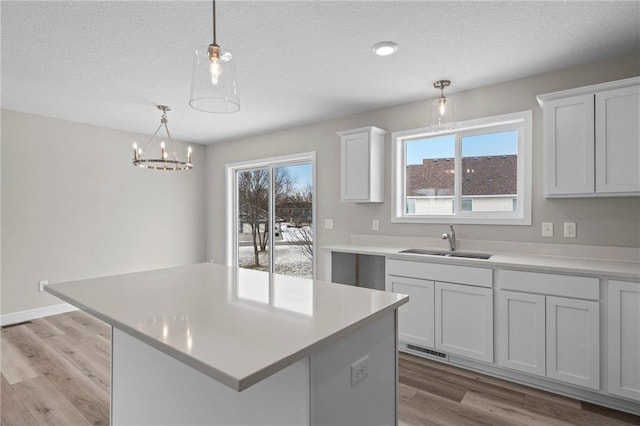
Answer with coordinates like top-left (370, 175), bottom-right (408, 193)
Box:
top-left (238, 244), bottom-right (313, 279)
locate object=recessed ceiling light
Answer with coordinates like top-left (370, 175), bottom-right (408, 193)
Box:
top-left (372, 41), bottom-right (399, 56)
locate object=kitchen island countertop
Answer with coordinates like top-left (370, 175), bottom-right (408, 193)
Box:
top-left (45, 262), bottom-right (408, 391)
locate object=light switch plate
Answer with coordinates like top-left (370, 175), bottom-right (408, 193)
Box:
top-left (542, 222), bottom-right (553, 237)
top-left (324, 219), bottom-right (333, 229)
top-left (38, 280), bottom-right (48, 292)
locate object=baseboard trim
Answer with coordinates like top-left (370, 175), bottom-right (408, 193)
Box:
top-left (1, 303), bottom-right (78, 326)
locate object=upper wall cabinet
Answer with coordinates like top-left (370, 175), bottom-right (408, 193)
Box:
top-left (337, 126), bottom-right (387, 203)
top-left (538, 77), bottom-right (640, 198)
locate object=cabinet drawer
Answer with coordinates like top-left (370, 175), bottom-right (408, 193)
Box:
top-left (501, 270), bottom-right (598, 300)
top-left (387, 259), bottom-right (492, 288)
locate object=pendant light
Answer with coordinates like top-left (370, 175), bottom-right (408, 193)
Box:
top-left (431, 80), bottom-right (455, 130)
top-left (132, 105), bottom-right (193, 171)
top-left (188, 0), bottom-right (240, 113)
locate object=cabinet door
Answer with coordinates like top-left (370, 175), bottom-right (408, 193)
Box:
top-left (544, 94), bottom-right (595, 196)
top-left (435, 282), bottom-right (493, 362)
top-left (388, 276), bottom-right (435, 348)
top-left (595, 85), bottom-right (640, 194)
top-left (608, 280), bottom-right (640, 401)
top-left (341, 132), bottom-right (370, 201)
top-left (498, 291), bottom-right (546, 377)
top-left (546, 296), bottom-right (599, 390)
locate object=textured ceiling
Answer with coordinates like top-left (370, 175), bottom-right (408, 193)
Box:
top-left (2, 1), bottom-right (639, 145)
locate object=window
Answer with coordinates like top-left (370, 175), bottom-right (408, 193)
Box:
top-left (392, 111), bottom-right (532, 225)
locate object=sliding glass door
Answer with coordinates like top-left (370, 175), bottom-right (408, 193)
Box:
top-left (231, 154), bottom-right (314, 279)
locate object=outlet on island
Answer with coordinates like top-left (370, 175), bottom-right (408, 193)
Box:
top-left (351, 355), bottom-right (369, 386)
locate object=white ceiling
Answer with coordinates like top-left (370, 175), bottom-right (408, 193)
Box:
top-left (2, 1), bottom-right (639, 145)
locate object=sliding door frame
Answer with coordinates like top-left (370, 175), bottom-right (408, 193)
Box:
top-left (225, 152), bottom-right (317, 278)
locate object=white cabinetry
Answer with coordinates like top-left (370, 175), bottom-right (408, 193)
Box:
top-left (595, 86), bottom-right (640, 194)
top-left (338, 126), bottom-right (386, 203)
top-left (498, 291), bottom-right (546, 376)
top-left (387, 276), bottom-right (434, 348)
top-left (435, 281), bottom-right (493, 363)
top-left (546, 296), bottom-right (600, 390)
top-left (499, 270), bottom-right (600, 390)
top-left (538, 77), bottom-right (639, 197)
top-left (608, 280), bottom-right (640, 401)
top-left (386, 259), bottom-right (493, 363)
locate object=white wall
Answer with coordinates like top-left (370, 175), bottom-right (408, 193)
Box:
top-left (206, 54), bottom-right (640, 279)
top-left (1, 110), bottom-right (207, 315)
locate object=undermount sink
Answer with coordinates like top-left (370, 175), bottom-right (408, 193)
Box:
top-left (399, 248), bottom-right (492, 260)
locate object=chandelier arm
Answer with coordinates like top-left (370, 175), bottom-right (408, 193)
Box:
top-left (142, 122), bottom-right (164, 152)
top-left (162, 121), bottom-right (180, 161)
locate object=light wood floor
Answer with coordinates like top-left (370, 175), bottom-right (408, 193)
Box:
top-left (2, 312), bottom-right (639, 426)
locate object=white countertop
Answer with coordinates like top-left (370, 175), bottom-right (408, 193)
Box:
top-left (324, 244), bottom-right (640, 280)
top-left (45, 263), bottom-right (408, 391)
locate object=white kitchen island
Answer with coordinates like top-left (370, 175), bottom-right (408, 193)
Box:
top-left (45, 263), bottom-right (408, 426)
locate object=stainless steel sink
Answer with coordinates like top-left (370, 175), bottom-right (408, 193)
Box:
top-left (399, 248), bottom-right (492, 259)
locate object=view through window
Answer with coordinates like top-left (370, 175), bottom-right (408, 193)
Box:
top-left (237, 162), bottom-right (313, 279)
top-left (394, 111), bottom-right (531, 224)
top-left (405, 131), bottom-right (518, 215)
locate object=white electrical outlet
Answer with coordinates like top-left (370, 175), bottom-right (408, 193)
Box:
top-left (351, 355), bottom-right (369, 386)
top-left (542, 222), bottom-right (553, 237)
top-left (564, 222), bottom-right (577, 238)
top-left (372, 219), bottom-right (379, 231)
top-left (38, 280), bottom-right (48, 292)
top-left (324, 219), bottom-right (333, 229)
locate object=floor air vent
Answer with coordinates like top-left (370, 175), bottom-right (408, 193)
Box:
top-left (406, 344), bottom-right (447, 360)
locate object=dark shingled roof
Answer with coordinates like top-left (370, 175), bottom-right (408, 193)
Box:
top-left (407, 155), bottom-right (517, 196)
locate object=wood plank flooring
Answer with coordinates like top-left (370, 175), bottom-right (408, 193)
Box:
top-left (2, 312), bottom-right (639, 425)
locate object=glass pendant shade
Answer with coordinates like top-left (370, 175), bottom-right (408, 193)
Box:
top-left (431, 79), bottom-right (455, 130)
top-left (188, 44), bottom-right (240, 113)
top-left (431, 96), bottom-right (455, 130)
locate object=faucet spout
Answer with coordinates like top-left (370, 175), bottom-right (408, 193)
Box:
top-left (442, 225), bottom-right (456, 251)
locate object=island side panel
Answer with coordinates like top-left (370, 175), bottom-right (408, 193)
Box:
top-left (309, 311), bottom-right (397, 425)
top-left (111, 328), bottom-right (310, 426)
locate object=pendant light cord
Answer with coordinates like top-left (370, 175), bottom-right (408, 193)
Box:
top-left (212, 0), bottom-right (217, 45)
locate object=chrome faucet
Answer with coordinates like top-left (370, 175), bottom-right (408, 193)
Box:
top-left (442, 225), bottom-right (456, 251)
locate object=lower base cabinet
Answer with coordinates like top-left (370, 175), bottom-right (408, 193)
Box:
top-left (498, 289), bottom-right (600, 390)
top-left (498, 291), bottom-right (546, 376)
top-left (546, 296), bottom-right (600, 390)
top-left (388, 276), bottom-right (434, 348)
top-left (382, 258), bottom-right (639, 410)
top-left (608, 280), bottom-right (640, 401)
top-left (435, 282), bottom-right (493, 363)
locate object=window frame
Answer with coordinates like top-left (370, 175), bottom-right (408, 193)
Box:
top-left (391, 110), bottom-right (532, 225)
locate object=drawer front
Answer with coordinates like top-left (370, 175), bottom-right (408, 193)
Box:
top-left (501, 270), bottom-right (599, 300)
top-left (387, 259), bottom-right (492, 288)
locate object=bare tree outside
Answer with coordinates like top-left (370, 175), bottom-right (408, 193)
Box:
top-left (237, 163), bottom-right (313, 279)
top-left (282, 185), bottom-right (313, 261)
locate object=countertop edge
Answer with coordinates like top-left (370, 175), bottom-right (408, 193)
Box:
top-left (237, 295), bottom-right (407, 390)
top-left (322, 245), bottom-right (640, 281)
